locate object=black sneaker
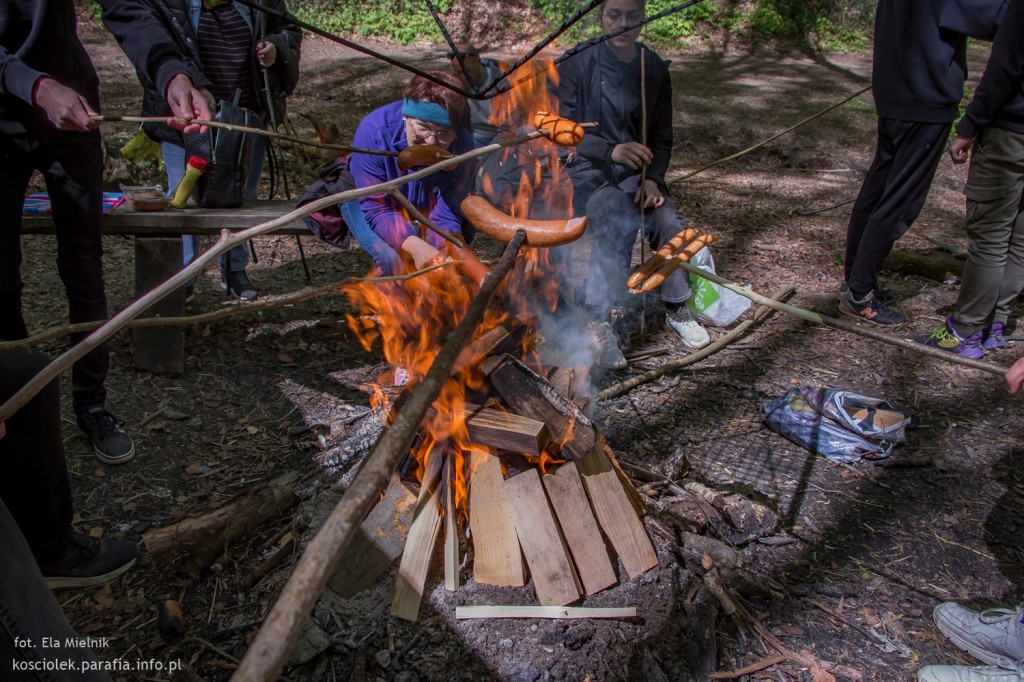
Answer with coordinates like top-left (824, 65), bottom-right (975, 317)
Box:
top-left (838, 282), bottom-right (894, 303)
top-left (39, 534), bottom-right (138, 589)
top-left (223, 269), bottom-right (257, 301)
top-left (77, 407), bottom-right (136, 465)
top-left (838, 288), bottom-right (906, 326)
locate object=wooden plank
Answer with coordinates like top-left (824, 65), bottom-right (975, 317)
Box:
top-left (443, 456), bottom-right (458, 592)
top-left (468, 450), bottom-right (526, 587)
top-left (502, 469), bottom-right (581, 606)
top-left (542, 462), bottom-right (617, 595)
top-left (487, 355), bottom-right (596, 461)
top-left (456, 605), bottom-right (636, 620)
top-left (465, 404), bottom-right (551, 455)
top-left (392, 450), bottom-right (444, 621)
top-left (581, 432), bottom-right (648, 517)
top-left (577, 445), bottom-right (658, 580)
top-left (328, 473), bottom-right (417, 598)
top-left (133, 237), bottom-right (185, 374)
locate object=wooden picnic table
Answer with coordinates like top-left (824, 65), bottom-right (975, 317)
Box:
top-left (21, 200), bottom-right (314, 374)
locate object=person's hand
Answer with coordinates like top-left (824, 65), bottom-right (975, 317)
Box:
top-left (610, 141), bottom-right (653, 170)
top-left (400, 235), bottom-right (443, 270)
top-left (256, 41), bottom-right (277, 68)
top-left (165, 74), bottom-right (214, 134)
top-left (949, 135), bottom-right (974, 164)
top-left (1006, 355), bottom-right (1024, 393)
top-left (634, 178), bottom-right (665, 210)
top-left (32, 78), bottom-right (98, 132)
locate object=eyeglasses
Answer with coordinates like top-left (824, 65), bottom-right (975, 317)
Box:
top-left (602, 9), bottom-right (644, 27)
top-left (406, 118), bottom-right (456, 146)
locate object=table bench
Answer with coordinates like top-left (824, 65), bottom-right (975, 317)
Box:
top-left (21, 200), bottom-right (315, 374)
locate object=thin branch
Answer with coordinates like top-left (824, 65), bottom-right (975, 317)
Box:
top-left (387, 188), bottom-right (464, 247)
top-left (229, 231), bottom-right (527, 682)
top-left (92, 114), bottom-right (396, 157)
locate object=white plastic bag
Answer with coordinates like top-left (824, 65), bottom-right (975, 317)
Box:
top-left (686, 247), bottom-right (751, 326)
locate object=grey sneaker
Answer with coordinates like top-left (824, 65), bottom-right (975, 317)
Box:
top-left (666, 305), bottom-right (710, 349)
top-left (77, 407), bottom-right (136, 465)
top-left (918, 664), bottom-right (1023, 682)
top-left (586, 321), bottom-right (627, 370)
top-left (39, 534), bottom-right (138, 590)
top-left (933, 603), bottom-right (1024, 667)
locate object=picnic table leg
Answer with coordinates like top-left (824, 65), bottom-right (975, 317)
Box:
top-left (133, 237), bottom-right (185, 374)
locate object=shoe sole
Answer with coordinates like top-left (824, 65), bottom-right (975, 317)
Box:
top-left (837, 302), bottom-right (905, 327)
top-left (222, 282), bottom-right (258, 301)
top-left (45, 556), bottom-right (137, 590)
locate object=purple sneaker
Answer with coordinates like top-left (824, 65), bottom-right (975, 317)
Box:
top-left (983, 323), bottom-right (1006, 350)
top-left (925, 316), bottom-right (985, 359)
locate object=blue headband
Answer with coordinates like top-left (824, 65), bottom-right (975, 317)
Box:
top-left (401, 98), bottom-right (452, 128)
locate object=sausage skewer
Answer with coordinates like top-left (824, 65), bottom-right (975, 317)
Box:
top-left (626, 227), bottom-right (698, 289)
top-left (638, 233), bottom-right (717, 293)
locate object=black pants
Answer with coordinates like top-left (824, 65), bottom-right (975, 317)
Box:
top-left (0, 130), bottom-right (108, 414)
top-left (844, 117), bottom-right (950, 297)
top-left (0, 349), bottom-right (74, 564)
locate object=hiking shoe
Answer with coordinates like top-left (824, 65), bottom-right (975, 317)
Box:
top-left (586, 321), bottom-right (628, 370)
top-left (39, 534), bottom-right (138, 589)
top-left (983, 323), bottom-right (1007, 351)
top-left (924, 318), bottom-right (985, 359)
top-left (838, 288), bottom-right (906, 326)
top-left (933, 602), bottom-right (1024, 667)
top-left (918, 664), bottom-right (1024, 682)
top-left (223, 269), bottom-right (257, 300)
top-left (839, 282), bottom-right (894, 303)
top-left (666, 305), bottom-right (711, 349)
top-left (77, 407), bottom-right (136, 465)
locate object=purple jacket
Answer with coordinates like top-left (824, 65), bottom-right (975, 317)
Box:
top-left (348, 100), bottom-right (473, 252)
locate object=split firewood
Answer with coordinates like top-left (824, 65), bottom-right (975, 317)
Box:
top-left (392, 449), bottom-right (445, 621)
top-left (455, 605), bottom-right (636, 620)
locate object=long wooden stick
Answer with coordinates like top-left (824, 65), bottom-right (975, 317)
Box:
top-left (91, 114), bottom-right (396, 157)
top-left (598, 286), bottom-right (794, 400)
top-left (670, 262), bottom-right (1008, 377)
top-left (229, 231), bottom-right (527, 682)
top-left (455, 606), bottom-right (637, 620)
top-left (0, 127), bottom-right (572, 423)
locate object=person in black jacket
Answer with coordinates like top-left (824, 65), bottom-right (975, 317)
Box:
top-left (923, 0), bottom-right (1024, 359)
top-left (0, 0), bottom-right (136, 464)
top-left (839, 0), bottom-right (1005, 326)
top-left (556, 0), bottom-right (709, 369)
top-left (102, 0), bottom-right (301, 301)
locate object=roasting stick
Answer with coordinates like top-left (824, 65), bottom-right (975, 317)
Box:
top-left (0, 122), bottom-right (595, 423)
top-left (638, 47), bottom-right (649, 337)
top-left (230, 232), bottom-right (528, 682)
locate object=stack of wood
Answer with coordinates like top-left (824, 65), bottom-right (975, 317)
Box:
top-left (329, 332), bottom-right (659, 621)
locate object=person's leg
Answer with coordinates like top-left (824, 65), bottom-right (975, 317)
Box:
top-left (42, 131), bottom-right (109, 414)
top-left (0, 349), bottom-right (73, 562)
top-left (990, 197), bottom-right (1024, 329)
top-left (341, 198), bottom-right (403, 277)
top-left (224, 135), bottom-right (266, 272)
top-left (0, 137), bottom-right (35, 341)
top-left (952, 127), bottom-right (1024, 335)
top-left (846, 118), bottom-right (949, 297)
top-left (162, 141), bottom-right (199, 268)
top-left (583, 185), bottom-right (639, 321)
top-left (844, 117), bottom-right (894, 283)
top-left (0, 498), bottom-right (112, 682)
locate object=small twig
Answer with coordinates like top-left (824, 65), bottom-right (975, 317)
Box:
top-left (809, 600), bottom-right (877, 643)
top-left (792, 198), bottom-right (855, 216)
top-left (709, 655), bottom-right (787, 679)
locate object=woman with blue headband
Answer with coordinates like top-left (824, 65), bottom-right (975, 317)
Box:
top-left (340, 71), bottom-right (473, 276)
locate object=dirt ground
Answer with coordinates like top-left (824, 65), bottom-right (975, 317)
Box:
top-left (12, 15), bottom-right (1024, 682)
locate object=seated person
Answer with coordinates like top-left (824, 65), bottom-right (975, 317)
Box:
top-left (556, 0), bottom-right (710, 366)
top-left (340, 71), bottom-right (474, 277)
top-left (447, 44), bottom-right (511, 148)
top-left (0, 349), bottom-right (138, 589)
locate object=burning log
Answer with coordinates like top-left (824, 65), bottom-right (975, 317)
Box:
top-left (464, 403), bottom-right (552, 456)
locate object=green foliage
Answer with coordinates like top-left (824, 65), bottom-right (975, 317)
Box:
top-left (294, 0), bottom-right (454, 45)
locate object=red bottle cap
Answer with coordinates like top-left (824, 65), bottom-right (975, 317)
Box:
top-left (186, 156), bottom-right (208, 171)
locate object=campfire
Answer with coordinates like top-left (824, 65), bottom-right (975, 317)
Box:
top-left (326, 60), bottom-right (658, 620)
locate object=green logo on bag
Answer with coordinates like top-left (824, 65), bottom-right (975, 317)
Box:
top-left (689, 275), bottom-right (720, 312)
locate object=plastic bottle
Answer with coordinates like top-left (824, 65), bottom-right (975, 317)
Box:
top-left (169, 155), bottom-right (208, 209)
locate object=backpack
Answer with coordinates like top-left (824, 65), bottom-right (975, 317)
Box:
top-left (295, 156), bottom-right (354, 248)
top-left (184, 92), bottom-right (261, 208)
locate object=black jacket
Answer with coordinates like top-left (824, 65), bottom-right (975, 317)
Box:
top-left (100, 0), bottom-right (301, 144)
top-left (956, 0), bottom-right (1024, 136)
top-left (871, 0), bottom-right (1005, 123)
top-left (0, 0), bottom-right (100, 136)
top-left (556, 40), bottom-right (673, 188)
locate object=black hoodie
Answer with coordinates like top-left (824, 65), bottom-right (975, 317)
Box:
top-left (871, 0), bottom-right (1004, 123)
top-left (956, 0), bottom-right (1024, 136)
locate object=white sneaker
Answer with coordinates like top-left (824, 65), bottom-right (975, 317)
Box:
top-left (918, 663), bottom-right (1024, 682)
top-left (666, 306), bottom-right (710, 349)
top-left (934, 603), bottom-right (1024, 667)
